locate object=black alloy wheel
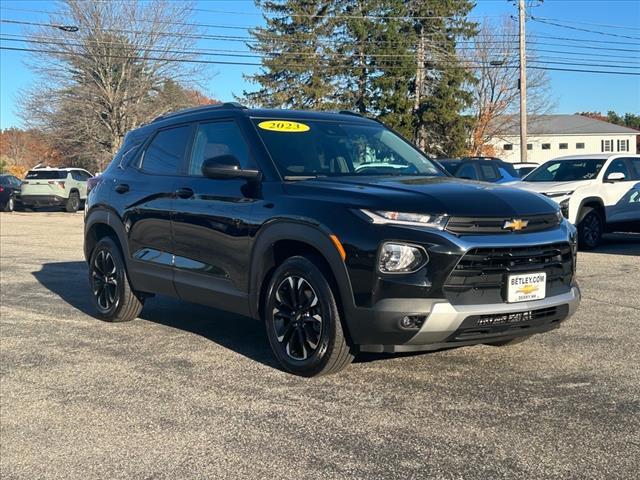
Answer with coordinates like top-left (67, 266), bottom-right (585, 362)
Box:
top-left (92, 249), bottom-right (119, 312)
top-left (265, 256), bottom-right (353, 377)
top-left (578, 208), bottom-right (603, 250)
top-left (89, 237), bottom-right (143, 322)
top-left (272, 276), bottom-right (323, 361)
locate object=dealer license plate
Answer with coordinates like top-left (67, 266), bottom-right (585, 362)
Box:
top-left (507, 272), bottom-right (547, 303)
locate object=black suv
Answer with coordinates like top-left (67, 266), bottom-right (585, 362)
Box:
top-left (84, 103), bottom-right (580, 376)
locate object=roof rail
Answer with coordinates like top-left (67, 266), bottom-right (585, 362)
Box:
top-left (151, 102), bottom-right (248, 123)
top-left (337, 110), bottom-right (363, 117)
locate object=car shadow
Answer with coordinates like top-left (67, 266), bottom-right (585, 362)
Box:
top-left (32, 261), bottom-right (278, 369)
top-left (588, 232), bottom-right (640, 256)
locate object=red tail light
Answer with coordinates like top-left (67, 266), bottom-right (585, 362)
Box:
top-left (0, 186), bottom-right (4, 193)
top-left (87, 175), bottom-right (102, 193)
top-left (48, 181), bottom-right (65, 189)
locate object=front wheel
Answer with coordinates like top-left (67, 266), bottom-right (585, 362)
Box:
top-left (89, 237), bottom-right (143, 322)
top-left (265, 256), bottom-right (354, 377)
top-left (578, 207), bottom-right (603, 250)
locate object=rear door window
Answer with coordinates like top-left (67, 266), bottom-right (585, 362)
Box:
top-left (141, 125), bottom-right (192, 175)
top-left (630, 159), bottom-right (640, 180)
top-left (480, 163), bottom-right (500, 181)
top-left (457, 163), bottom-right (478, 180)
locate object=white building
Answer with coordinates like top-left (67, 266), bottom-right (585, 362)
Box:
top-left (488, 114), bottom-right (638, 164)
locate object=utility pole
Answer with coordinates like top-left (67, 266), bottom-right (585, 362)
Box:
top-left (518, 0), bottom-right (527, 163)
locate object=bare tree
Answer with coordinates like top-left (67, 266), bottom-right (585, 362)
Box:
top-left (19, 0), bottom-right (212, 171)
top-left (467, 18), bottom-right (553, 156)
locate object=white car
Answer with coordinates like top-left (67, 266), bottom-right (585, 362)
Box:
top-left (515, 154), bottom-right (640, 249)
top-left (21, 166), bottom-right (93, 212)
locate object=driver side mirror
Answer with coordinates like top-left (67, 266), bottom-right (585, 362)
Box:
top-left (201, 155), bottom-right (260, 181)
top-left (605, 171), bottom-right (626, 182)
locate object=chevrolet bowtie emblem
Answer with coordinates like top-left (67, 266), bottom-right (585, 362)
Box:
top-left (503, 219), bottom-right (529, 231)
top-left (517, 284), bottom-right (539, 295)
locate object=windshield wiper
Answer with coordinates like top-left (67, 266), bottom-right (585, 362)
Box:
top-left (283, 175), bottom-right (326, 181)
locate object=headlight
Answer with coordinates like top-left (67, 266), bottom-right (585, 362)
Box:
top-left (378, 242), bottom-right (428, 273)
top-left (544, 191), bottom-right (574, 198)
top-left (361, 209), bottom-right (448, 229)
top-left (559, 199), bottom-right (570, 219)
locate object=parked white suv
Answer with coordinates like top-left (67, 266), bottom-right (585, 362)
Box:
top-left (516, 154), bottom-right (640, 249)
top-left (21, 167), bottom-right (93, 212)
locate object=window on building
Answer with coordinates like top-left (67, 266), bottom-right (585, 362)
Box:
top-left (601, 139), bottom-right (613, 153)
top-left (617, 139), bottom-right (629, 152)
top-left (576, 142), bottom-right (585, 149)
top-left (542, 143), bottom-right (551, 150)
top-left (503, 144), bottom-right (513, 151)
top-left (559, 143), bottom-right (568, 150)
top-left (527, 144), bottom-right (533, 150)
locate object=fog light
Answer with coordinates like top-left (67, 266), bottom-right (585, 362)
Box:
top-left (379, 242), bottom-right (427, 273)
top-left (399, 315), bottom-right (426, 329)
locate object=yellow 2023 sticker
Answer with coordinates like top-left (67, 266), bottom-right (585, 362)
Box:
top-left (258, 120), bottom-right (310, 133)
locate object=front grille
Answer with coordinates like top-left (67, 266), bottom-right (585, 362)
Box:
top-left (448, 305), bottom-right (569, 342)
top-left (443, 242), bottom-right (573, 305)
top-left (446, 213), bottom-right (560, 235)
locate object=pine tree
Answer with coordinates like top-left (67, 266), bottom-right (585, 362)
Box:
top-left (242, 0), bottom-right (340, 109)
top-left (410, 0), bottom-right (477, 156)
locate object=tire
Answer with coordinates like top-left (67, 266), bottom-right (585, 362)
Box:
top-left (577, 207), bottom-right (603, 250)
top-left (3, 196), bottom-right (14, 212)
top-left (89, 237), bottom-right (143, 322)
top-left (264, 256), bottom-right (354, 377)
top-left (66, 191), bottom-right (80, 212)
top-left (486, 335), bottom-right (532, 347)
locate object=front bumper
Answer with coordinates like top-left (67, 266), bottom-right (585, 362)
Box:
top-left (20, 194), bottom-right (66, 206)
top-left (356, 285), bottom-right (580, 353)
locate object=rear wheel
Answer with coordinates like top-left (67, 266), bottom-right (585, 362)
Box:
top-left (3, 196), bottom-right (14, 212)
top-left (578, 207), bottom-right (603, 250)
top-left (265, 256), bottom-right (353, 377)
top-left (89, 237), bottom-right (143, 322)
top-left (66, 191), bottom-right (80, 212)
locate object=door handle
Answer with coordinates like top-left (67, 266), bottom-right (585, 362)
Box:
top-left (115, 183), bottom-right (129, 194)
top-left (175, 187), bottom-right (194, 199)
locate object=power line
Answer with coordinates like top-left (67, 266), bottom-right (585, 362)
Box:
top-left (3, 31), bottom-right (637, 63)
top-left (530, 16), bottom-right (640, 31)
top-left (4, 35), bottom-right (639, 70)
top-left (2, 45), bottom-right (639, 76)
top-left (530, 16), bottom-right (640, 41)
top-left (2, 17), bottom-right (639, 48)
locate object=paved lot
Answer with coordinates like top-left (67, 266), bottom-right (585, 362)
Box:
top-left (1, 212), bottom-right (639, 479)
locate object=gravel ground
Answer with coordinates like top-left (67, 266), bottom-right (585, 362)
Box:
top-left (1, 211), bottom-right (639, 479)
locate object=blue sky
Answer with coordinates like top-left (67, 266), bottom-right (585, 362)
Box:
top-left (1, 0), bottom-right (639, 129)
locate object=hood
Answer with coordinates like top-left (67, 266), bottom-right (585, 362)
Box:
top-left (283, 176), bottom-right (558, 217)
top-left (516, 180), bottom-right (594, 194)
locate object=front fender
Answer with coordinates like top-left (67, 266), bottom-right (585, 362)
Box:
top-left (247, 219), bottom-right (355, 321)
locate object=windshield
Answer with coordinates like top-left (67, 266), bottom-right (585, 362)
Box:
top-left (25, 170), bottom-right (67, 180)
top-left (252, 119), bottom-right (444, 178)
top-left (524, 159), bottom-right (606, 182)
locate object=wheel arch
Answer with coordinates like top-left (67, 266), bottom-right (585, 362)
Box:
top-left (248, 220), bottom-right (355, 323)
top-left (84, 208), bottom-right (130, 263)
top-left (577, 197), bottom-right (606, 224)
